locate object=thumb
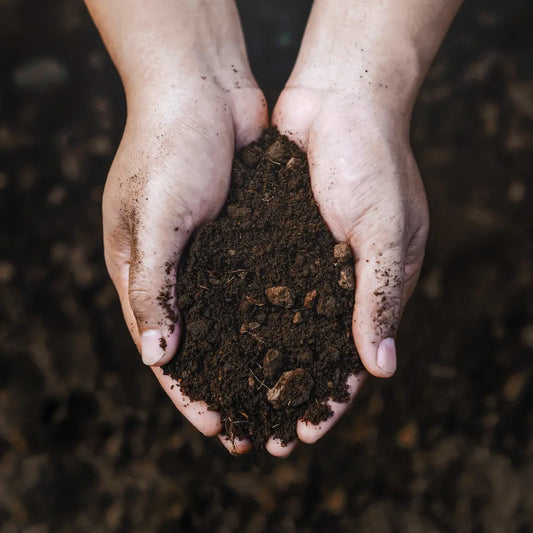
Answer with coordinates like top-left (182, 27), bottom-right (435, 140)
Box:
top-left (351, 239), bottom-right (406, 378)
top-left (128, 210), bottom-right (194, 367)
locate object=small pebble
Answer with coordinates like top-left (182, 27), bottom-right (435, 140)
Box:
top-left (240, 322), bottom-right (260, 333)
top-left (265, 286), bottom-right (295, 308)
top-left (286, 157), bottom-right (301, 170)
top-left (267, 368), bottom-right (314, 409)
top-left (338, 265), bottom-right (355, 290)
top-left (266, 139), bottom-right (285, 161)
top-left (293, 311), bottom-right (304, 324)
top-left (263, 349), bottom-right (285, 380)
top-left (316, 295), bottom-right (338, 317)
top-left (333, 242), bottom-right (353, 264)
top-left (303, 289), bottom-right (317, 309)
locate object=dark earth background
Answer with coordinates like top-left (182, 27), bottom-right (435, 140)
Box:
top-left (1, 0), bottom-right (532, 531)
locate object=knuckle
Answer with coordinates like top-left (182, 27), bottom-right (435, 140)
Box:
top-left (128, 284), bottom-right (154, 318)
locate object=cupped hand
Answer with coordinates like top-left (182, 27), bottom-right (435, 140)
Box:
top-left (266, 86), bottom-right (429, 455)
top-left (103, 77), bottom-right (267, 441)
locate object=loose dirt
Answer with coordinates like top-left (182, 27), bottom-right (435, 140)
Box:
top-left (163, 129), bottom-right (361, 448)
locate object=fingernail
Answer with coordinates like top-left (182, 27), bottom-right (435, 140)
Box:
top-left (141, 329), bottom-right (167, 366)
top-left (376, 337), bottom-right (397, 374)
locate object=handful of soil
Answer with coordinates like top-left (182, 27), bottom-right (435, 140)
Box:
top-left (163, 129), bottom-right (361, 448)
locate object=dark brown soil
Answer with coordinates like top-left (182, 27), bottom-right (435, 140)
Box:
top-left (163, 129), bottom-right (361, 447)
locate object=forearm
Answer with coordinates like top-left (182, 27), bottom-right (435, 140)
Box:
top-left (288, 0), bottom-right (462, 114)
top-left (84, 0), bottom-right (250, 97)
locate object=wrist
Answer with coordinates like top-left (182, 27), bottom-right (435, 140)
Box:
top-left (288, 0), bottom-right (462, 118)
top-left (87, 0), bottom-right (254, 101)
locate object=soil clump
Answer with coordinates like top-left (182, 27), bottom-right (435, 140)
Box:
top-left (163, 129), bottom-right (361, 448)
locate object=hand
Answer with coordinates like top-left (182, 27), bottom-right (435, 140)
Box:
top-left (103, 76), bottom-right (267, 446)
top-left (268, 85), bottom-right (429, 455)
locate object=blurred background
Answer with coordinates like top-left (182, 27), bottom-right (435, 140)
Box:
top-left (1, 0), bottom-right (532, 531)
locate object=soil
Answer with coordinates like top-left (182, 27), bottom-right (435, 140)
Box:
top-left (163, 130), bottom-right (361, 447)
top-left (1, 1), bottom-right (532, 531)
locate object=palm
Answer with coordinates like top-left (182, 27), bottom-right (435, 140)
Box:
top-left (270, 86), bottom-right (429, 447)
top-left (103, 82), bottom-right (267, 441)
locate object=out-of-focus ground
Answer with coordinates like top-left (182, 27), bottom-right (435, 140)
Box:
top-left (0, 0), bottom-right (532, 531)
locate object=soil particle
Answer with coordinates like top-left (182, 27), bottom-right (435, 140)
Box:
top-left (263, 349), bottom-right (285, 381)
top-left (292, 311), bottom-right (304, 324)
top-left (338, 265), bottom-right (356, 290)
top-left (265, 286), bottom-right (295, 308)
top-left (227, 205), bottom-right (252, 218)
top-left (265, 138), bottom-right (287, 162)
top-left (267, 368), bottom-right (314, 409)
top-left (303, 289), bottom-right (318, 309)
top-left (285, 156), bottom-right (301, 170)
top-left (334, 242), bottom-right (353, 264)
top-left (316, 295), bottom-right (339, 318)
top-left (162, 129), bottom-right (361, 447)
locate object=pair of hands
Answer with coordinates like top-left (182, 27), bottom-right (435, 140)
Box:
top-left (103, 68), bottom-right (428, 455)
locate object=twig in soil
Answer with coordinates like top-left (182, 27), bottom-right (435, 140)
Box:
top-left (242, 331), bottom-right (265, 344)
top-left (249, 368), bottom-right (269, 390)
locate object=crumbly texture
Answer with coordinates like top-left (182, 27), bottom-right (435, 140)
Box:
top-left (162, 129), bottom-right (361, 448)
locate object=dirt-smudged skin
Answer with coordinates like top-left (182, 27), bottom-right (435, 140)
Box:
top-left (162, 129), bottom-right (362, 448)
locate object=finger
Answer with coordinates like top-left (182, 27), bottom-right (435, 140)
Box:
top-left (297, 373), bottom-right (366, 444)
top-left (265, 437), bottom-right (298, 458)
top-left (127, 205), bottom-right (196, 367)
top-left (271, 88), bottom-right (319, 151)
top-left (231, 88), bottom-right (269, 149)
top-left (218, 435), bottom-right (252, 455)
top-left (152, 366), bottom-right (222, 437)
top-left (351, 239), bottom-right (406, 378)
top-left (104, 245), bottom-right (141, 348)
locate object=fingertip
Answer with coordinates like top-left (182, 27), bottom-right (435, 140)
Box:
top-left (195, 412), bottom-right (223, 437)
top-left (141, 326), bottom-right (180, 366)
top-left (376, 337), bottom-right (397, 375)
top-left (297, 373), bottom-right (366, 443)
top-left (297, 420), bottom-right (324, 444)
top-left (360, 337), bottom-right (397, 378)
top-left (218, 435), bottom-right (252, 456)
top-left (151, 367), bottom-right (222, 436)
top-left (265, 437), bottom-right (297, 458)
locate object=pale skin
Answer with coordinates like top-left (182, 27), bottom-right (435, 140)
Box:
top-left (85, 0), bottom-right (462, 456)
